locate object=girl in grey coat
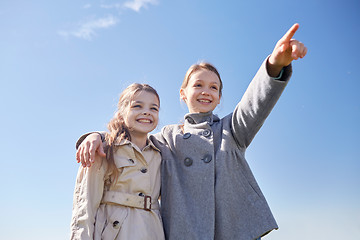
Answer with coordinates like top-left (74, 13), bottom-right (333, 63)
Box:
top-left (76, 23), bottom-right (307, 240)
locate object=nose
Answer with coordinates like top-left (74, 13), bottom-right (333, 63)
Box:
top-left (201, 91), bottom-right (209, 96)
top-left (142, 111), bottom-right (150, 115)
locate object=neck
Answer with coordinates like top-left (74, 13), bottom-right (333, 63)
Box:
top-left (129, 133), bottom-right (148, 150)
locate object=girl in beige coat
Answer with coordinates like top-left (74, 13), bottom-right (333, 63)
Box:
top-left (70, 83), bottom-right (164, 240)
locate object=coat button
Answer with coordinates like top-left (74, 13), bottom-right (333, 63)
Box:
top-left (184, 158), bottom-right (193, 167)
top-left (202, 154), bottom-right (212, 163)
top-left (203, 129), bottom-right (211, 137)
top-left (183, 132), bottom-right (191, 139)
top-left (140, 168), bottom-right (148, 173)
top-left (113, 220), bottom-right (120, 229)
top-left (128, 158), bottom-right (134, 163)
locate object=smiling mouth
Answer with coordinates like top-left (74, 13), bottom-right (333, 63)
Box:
top-left (198, 99), bottom-right (211, 103)
top-left (137, 119), bottom-right (152, 124)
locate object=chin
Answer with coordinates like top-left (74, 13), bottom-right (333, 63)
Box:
top-left (200, 108), bottom-right (214, 113)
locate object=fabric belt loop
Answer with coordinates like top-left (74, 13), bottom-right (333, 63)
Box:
top-left (144, 195), bottom-right (152, 211)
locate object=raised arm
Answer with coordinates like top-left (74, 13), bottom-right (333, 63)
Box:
top-left (232, 23), bottom-right (307, 148)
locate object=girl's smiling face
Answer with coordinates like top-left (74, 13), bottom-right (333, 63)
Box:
top-left (180, 69), bottom-right (221, 113)
top-left (124, 90), bottom-right (160, 138)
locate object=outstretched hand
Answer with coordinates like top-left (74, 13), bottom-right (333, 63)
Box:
top-left (268, 23), bottom-right (307, 76)
top-left (76, 133), bottom-right (106, 167)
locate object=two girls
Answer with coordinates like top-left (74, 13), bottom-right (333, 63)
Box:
top-left (75, 24), bottom-right (307, 239)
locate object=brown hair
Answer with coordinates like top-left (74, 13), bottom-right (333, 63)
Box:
top-left (181, 62), bottom-right (223, 97)
top-left (105, 83), bottom-right (160, 185)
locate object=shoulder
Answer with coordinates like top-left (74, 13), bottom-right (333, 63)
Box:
top-left (213, 112), bottom-right (232, 128)
top-left (151, 124), bottom-right (182, 146)
top-left (162, 124), bottom-right (181, 135)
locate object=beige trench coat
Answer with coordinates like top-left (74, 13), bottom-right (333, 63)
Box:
top-left (70, 138), bottom-right (164, 240)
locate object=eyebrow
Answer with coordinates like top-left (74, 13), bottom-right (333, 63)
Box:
top-left (194, 79), bottom-right (219, 85)
top-left (151, 103), bottom-right (160, 108)
top-left (132, 100), bottom-right (159, 107)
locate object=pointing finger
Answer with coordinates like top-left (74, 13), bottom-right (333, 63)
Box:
top-left (282, 23), bottom-right (299, 42)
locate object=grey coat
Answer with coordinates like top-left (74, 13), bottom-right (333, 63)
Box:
top-left (150, 59), bottom-right (292, 240)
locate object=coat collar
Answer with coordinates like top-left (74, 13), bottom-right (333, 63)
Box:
top-left (184, 111), bottom-right (220, 126)
top-left (114, 137), bottom-right (160, 152)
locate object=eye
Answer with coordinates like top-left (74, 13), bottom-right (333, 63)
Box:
top-left (211, 86), bottom-right (218, 90)
top-left (151, 107), bottom-right (159, 112)
top-left (194, 83), bottom-right (202, 87)
top-left (131, 104), bottom-right (142, 108)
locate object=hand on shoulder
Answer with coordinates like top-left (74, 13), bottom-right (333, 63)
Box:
top-left (76, 133), bottom-right (105, 167)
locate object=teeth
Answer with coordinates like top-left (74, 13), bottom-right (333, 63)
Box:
top-left (199, 99), bottom-right (211, 103)
top-left (138, 119), bottom-right (151, 123)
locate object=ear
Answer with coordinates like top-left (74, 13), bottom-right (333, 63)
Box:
top-left (180, 88), bottom-right (187, 102)
top-left (216, 94), bottom-right (221, 105)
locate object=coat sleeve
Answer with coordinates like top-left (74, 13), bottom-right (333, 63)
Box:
top-left (231, 57), bottom-right (292, 149)
top-left (70, 157), bottom-right (107, 240)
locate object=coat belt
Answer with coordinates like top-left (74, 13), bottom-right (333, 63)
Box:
top-left (102, 191), bottom-right (159, 210)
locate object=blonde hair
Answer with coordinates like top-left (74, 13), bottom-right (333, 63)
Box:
top-left (105, 83), bottom-right (160, 184)
top-left (181, 62), bottom-right (223, 97)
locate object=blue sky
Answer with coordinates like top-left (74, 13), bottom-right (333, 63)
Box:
top-left (1, 0), bottom-right (359, 239)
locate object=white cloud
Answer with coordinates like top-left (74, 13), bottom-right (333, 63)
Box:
top-left (58, 1), bottom-right (159, 41)
top-left (124, 0), bottom-right (158, 12)
top-left (58, 15), bottom-right (118, 41)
